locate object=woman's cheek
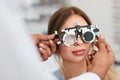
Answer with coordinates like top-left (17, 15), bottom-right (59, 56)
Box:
top-left (59, 45), bottom-right (71, 54)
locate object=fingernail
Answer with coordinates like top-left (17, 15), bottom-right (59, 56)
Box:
top-left (39, 48), bottom-right (43, 51)
top-left (99, 35), bottom-right (105, 39)
top-left (101, 36), bottom-right (104, 39)
top-left (49, 40), bottom-right (53, 43)
top-left (39, 43), bottom-right (44, 47)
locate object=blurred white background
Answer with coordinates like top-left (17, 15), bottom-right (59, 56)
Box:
top-left (19, 0), bottom-right (120, 71)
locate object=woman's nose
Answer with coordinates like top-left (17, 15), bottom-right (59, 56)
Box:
top-left (74, 37), bottom-right (84, 46)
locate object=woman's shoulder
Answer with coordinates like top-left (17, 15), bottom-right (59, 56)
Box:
top-left (53, 69), bottom-right (64, 80)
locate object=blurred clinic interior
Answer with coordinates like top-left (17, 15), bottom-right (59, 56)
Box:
top-left (0, 0), bottom-right (120, 79)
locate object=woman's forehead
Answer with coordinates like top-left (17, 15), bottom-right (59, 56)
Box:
top-left (60, 14), bottom-right (88, 30)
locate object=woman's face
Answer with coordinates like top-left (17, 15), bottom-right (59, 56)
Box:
top-left (58, 14), bottom-right (91, 63)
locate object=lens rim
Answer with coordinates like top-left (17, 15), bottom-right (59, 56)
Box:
top-left (63, 33), bottom-right (76, 46)
top-left (82, 30), bottom-right (95, 43)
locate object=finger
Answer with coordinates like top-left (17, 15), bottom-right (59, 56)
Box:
top-left (97, 36), bottom-right (106, 52)
top-left (32, 34), bottom-right (40, 44)
top-left (39, 48), bottom-right (48, 61)
top-left (39, 43), bottom-right (52, 57)
top-left (53, 38), bottom-right (59, 44)
top-left (48, 40), bottom-right (56, 53)
top-left (41, 41), bottom-right (49, 45)
top-left (91, 50), bottom-right (97, 55)
top-left (104, 42), bottom-right (115, 59)
top-left (88, 49), bottom-right (97, 60)
top-left (104, 41), bottom-right (114, 54)
top-left (38, 34), bottom-right (55, 41)
top-left (88, 54), bottom-right (93, 60)
top-left (104, 42), bottom-right (115, 60)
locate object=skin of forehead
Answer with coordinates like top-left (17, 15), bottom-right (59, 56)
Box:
top-left (60, 14), bottom-right (88, 30)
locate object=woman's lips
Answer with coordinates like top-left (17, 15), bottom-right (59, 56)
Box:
top-left (72, 49), bottom-right (85, 56)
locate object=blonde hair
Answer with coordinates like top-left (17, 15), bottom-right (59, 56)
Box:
top-left (104, 67), bottom-right (120, 80)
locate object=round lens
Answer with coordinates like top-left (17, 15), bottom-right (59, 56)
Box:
top-left (83, 31), bottom-right (94, 42)
top-left (63, 34), bottom-right (76, 46)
